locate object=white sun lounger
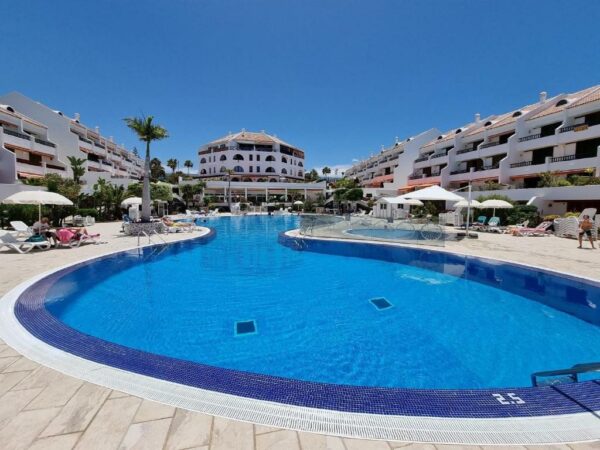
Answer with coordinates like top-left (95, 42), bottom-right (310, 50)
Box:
top-left (9, 221), bottom-right (33, 238)
top-left (0, 231), bottom-right (51, 253)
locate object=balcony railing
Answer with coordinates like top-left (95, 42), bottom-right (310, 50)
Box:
top-left (456, 147), bottom-right (476, 155)
top-left (559, 123), bottom-right (590, 133)
top-left (518, 133), bottom-right (542, 142)
top-left (17, 158), bottom-right (42, 167)
top-left (3, 128), bottom-right (30, 140)
top-left (414, 156), bottom-right (429, 163)
top-left (510, 161), bottom-right (532, 168)
top-left (450, 169), bottom-right (469, 175)
top-left (477, 164), bottom-right (500, 171)
top-left (430, 152), bottom-right (447, 159)
top-left (78, 135), bottom-right (93, 144)
top-left (94, 142), bottom-right (106, 149)
top-left (550, 152), bottom-right (597, 163)
top-left (34, 138), bottom-right (56, 148)
top-left (102, 160), bottom-right (113, 166)
top-left (480, 141), bottom-right (500, 149)
top-left (408, 174), bottom-right (422, 180)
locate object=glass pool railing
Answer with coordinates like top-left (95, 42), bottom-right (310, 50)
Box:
top-left (297, 214), bottom-right (448, 247)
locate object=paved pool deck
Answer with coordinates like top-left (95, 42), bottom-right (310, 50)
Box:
top-left (0, 220), bottom-right (599, 449)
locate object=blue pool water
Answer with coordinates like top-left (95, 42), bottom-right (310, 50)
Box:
top-left (346, 227), bottom-right (446, 240)
top-left (45, 216), bottom-right (600, 389)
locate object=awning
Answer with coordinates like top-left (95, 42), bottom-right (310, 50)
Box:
top-left (17, 171), bottom-right (44, 179)
top-left (366, 174), bottom-right (394, 186)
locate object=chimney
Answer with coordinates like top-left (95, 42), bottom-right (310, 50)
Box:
top-left (539, 91), bottom-right (547, 103)
top-left (74, 113), bottom-right (80, 121)
top-left (475, 113), bottom-right (481, 123)
top-left (94, 126), bottom-right (100, 134)
top-left (109, 136), bottom-right (114, 142)
top-left (395, 136), bottom-right (399, 143)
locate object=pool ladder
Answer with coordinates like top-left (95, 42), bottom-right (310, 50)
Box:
top-left (531, 362), bottom-right (600, 386)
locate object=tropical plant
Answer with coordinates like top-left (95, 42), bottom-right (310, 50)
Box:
top-left (167, 158), bottom-right (178, 174)
top-left (322, 166), bottom-right (331, 179)
top-left (537, 171), bottom-right (560, 188)
top-left (150, 158), bottom-right (165, 181)
top-left (124, 115), bottom-right (169, 221)
top-left (67, 156), bottom-right (86, 184)
top-left (184, 160), bottom-right (193, 174)
top-left (126, 182), bottom-right (173, 202)
top-left (181, 184), bottom-right (194, 207)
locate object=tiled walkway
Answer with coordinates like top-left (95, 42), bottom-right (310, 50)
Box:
top-left (1, 221), bottom-right (600, 449)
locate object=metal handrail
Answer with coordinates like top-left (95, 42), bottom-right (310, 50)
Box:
top-left (531, 362), bottom-right (600, 386)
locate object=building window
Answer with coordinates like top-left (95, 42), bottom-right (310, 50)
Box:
top-left (249, 154), bottom-right (253, 161)
top-left (233, 166), bottom-right (244, 173)
top-left (281, 156), bottom-right (287, 163)
top-left (200, 158), bottom-right (206, 164)
top-left (233, 154), bottom-right (244, 161)
top-left (266, 155), bottom-right (276, 161)
top-left (298, 162), bottom-right (303, 167)
top-left (257, 166), bottom-right (260, 172)
top-left (266, 167), bottom-right (275, 173)
top-left (249, 166), bottom-right (253, 172)
top-left (257, 155), bottom-right (260, 161)
top-left (298, 171), bottom-right (303, 177)
top-left (200, 169), bottom-right (207, 174)
top-left (281, 168), bottom-right (288, 174)
top-left (220, 166), bottom-right (227, 172)
top-left (220, 154), bottom-right (227, 161)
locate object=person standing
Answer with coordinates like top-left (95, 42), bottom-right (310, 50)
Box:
top-left (578, 215), bottom-right (596, 249)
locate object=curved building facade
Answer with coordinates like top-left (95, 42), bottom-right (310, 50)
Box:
top-left (198, 130), bottom-right (305, 181)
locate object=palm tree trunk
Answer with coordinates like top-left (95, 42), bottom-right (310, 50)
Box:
top-left (142, 141), bottom-right (152, 221)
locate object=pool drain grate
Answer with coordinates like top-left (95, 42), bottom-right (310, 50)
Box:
top-left (369, 297), bottom-right (393, 310)
top-left (235, 320), bottom-right (257, 336)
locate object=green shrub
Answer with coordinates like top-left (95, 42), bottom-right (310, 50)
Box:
top-left (556, 178), bottom-right (572, 187)
top-left (506, 205), bottom-right (540, 226)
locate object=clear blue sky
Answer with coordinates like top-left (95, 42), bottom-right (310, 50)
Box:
top-left (3, 0), bottom-right (600, 173)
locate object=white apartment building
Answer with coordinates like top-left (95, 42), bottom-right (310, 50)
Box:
top-left (398, 85), bottom-right (600, 213)
top-left (0, 92), bottom-right (144, 197)
top-left (198, 130), bottom-right (305, 182)
top-left (344, 128), bottom-right (439, 196)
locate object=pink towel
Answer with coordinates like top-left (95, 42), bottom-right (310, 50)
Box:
top-left (57, 228), bottom-right (76, 243)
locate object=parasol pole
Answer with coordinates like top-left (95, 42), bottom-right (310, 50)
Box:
top-left (466, 182), bottom-right (472, 234)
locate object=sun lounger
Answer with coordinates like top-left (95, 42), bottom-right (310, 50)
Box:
top-left (484, 217), bottom-right (503, 232)
top-left (9, 221), bottom-right (33, 238)
top-left (56, 229), bottom-right (100, 247)
top-left (512, 221), bottom-right (553, 236)
top-left (0, 231), bottom-right (51, 253)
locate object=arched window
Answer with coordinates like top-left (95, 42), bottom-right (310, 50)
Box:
top-left (437, 135), bottom-right (444, 140)
top-left (233, 154), bottom-right (244, 161)
top-left (220, 154), bottom-right (227, 161)
top-left (281, 168), bottom-right (288, 174)
top-left (220, 166), bottom-right (227, 173)
top-left (233, 166), bottom-right (244, 173)
top-left (242, 177), bottom-right (252, 182)
top-left (265, 167), bottom-right (275, 173)
top-left (556, 99), bottom-right (568, 107)
top-left (200, 158), bottom-right (207, 164)
top-left (269, 178), bottom-right (278, 182)
top-left (200, 169), bottom-right (207, 174)
top-left (512, 111), bottom-right (522, 117)
top-left (298, 171), bottom-right (303, 177)
top-left (231, 177), bottom-right (240, 182)
top-left (298, 162), bottom-right (303, 167)
top-left (484, 121), bottom-right (493, 127)
top-left (455, 128), bottom-right (462, 134)
top-left (266, 155), bottom-right (276, 161)
top-left (281, 156), bottom-right (287, 163)
top-left (257, 178), bottom-right (267, 182)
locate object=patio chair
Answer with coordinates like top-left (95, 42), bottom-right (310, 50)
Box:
top-left (0, 231), bottom-right (51, 253)
top-left (485, 217), bottom-right (502, 232)
top-left (9, 221), bottom-right (33, 238)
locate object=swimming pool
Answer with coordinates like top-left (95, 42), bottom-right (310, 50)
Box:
top-left (6, 215), bottom-right (600, 443)
top-left (345, 226), bottom-right (447, 241)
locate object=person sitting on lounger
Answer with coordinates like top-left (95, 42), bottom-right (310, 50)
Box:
top-left (578, 215), bottom-right (596, 249)
top-left (161, 217), bottom-right (193, 228)
top-left (32, 217), bottom-right (58, 246)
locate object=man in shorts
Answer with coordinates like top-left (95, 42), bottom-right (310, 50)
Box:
top-left (578, 215), bottom-right (596, 249)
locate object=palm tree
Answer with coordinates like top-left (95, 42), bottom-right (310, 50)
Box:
top-left (124, 116), bottom-right (169, 221)
top-left (322, 166), bottom-right (331, 180)
top-left (150, 158), bottom-right (165, 181)
top-left (67, 156), bottom-right (86, 184)
top-left (184, 160), bottom-right (193, 175)
top-left (167, 158), bottom-right (178, 174)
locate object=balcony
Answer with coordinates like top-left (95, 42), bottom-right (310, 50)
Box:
top-left (456, 146), bottom-right (476, 155)
top-left (414, 155), bottom-right (429, 163)
top-left (430, 152), bottom-right (447, 159)
top-left (3, 128), bottom-right (56, 157)
top-left (510, 161), bottom-right (533, 168)
top-left (34, 138), bottom-right (56, 148)
top-left (94, 142), bottom-right (106, 149)
top-left (480, 141), bottom-right (500, 149)
top-left (518, 133), bottom-right (542, 142)
top-left (450, 168), bottom-right (470, 175)
top-left (557, 123), bottom-right (600, 144)
top-left (3, 128), bottom-right (30, 140)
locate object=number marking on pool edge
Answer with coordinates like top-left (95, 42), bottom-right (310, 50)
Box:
top-left (492, 393), bottom-right (525, 405)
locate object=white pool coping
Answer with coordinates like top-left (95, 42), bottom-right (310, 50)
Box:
top-left (1, 228), bottom-right (600, 445)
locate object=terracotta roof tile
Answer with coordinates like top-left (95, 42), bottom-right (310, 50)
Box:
top-left (567, 85), bottom-right (600, 109)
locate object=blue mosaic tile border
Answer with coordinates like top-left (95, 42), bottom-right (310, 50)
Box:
top-left (13, 228), bottom-right (600, 419)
